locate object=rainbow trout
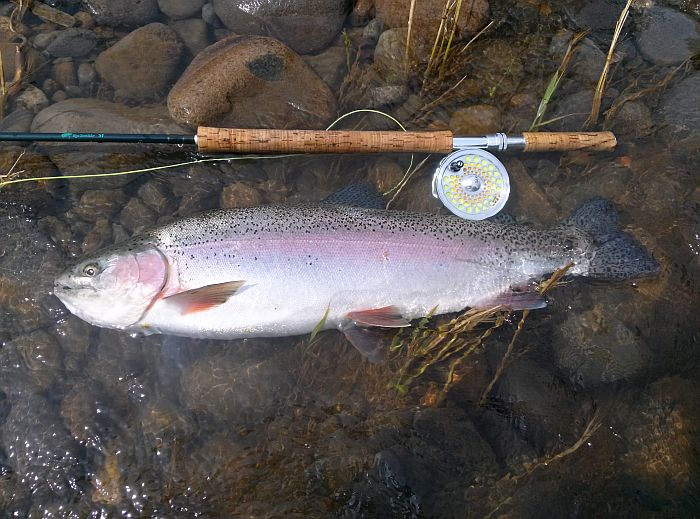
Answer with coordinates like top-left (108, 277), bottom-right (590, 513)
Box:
top-left (54, 188), bottom-right (658, 360)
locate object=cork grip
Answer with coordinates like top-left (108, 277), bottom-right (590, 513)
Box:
top-left (196, 127), bottom-right (455, 154)
top-left (522, 131), bottom-right (617, 152)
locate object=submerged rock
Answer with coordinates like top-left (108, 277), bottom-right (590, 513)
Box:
top-left (553, 295), bottom-right (652, 387)
top-left (168, 35), bottom-right (337, 129)
top-left (95, 23), bottom-right (184, 100)
top-left (31, 98), bottom-right (187, 188)
top-left (180, 351), bottom-right (294, 424)
top-left (81, 0), bottom-right (160, 27)
top-left (658, 75), bottom-right (700, 156)
top-left (374, 0), bottom-right (489, 61)
top-left (44, 28), bottom-right (98, 57)
top-left (158, 0), bottom-right (206, 20)
top-left (212, 0), bottom-right (351, 54)
top-left (634, 5), bottom-right (700, 66)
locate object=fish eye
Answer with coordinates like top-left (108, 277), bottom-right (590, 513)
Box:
top-left (83, 264), bottom-right (99, 277)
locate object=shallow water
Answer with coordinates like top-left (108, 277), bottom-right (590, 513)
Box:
top-left (0, 0), bottom-right (698, 517)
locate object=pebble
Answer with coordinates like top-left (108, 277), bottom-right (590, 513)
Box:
top-left (73, 10), bottom-right (94, 28)
top-left (95, 23), bottom-right (184, 100)
top-left (44, 28), bottom-right (98, 57)
top-left (373, 28), bottom-right (408, 85)
top-left (52, 58), bottom-right (78, 87)
top-left (14, 85), bottom-right (50, 113)
top-left (158, 0), bottom-right (206, 20)
top-left (77, 61), bottom-right (96, 88)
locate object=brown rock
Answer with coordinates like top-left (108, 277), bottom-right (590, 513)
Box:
top-left (449, 104), bottom-right (501, 135)
top-left (375, 0), bottom-right (489, 61)
top-left (52, 58), bottom-right (78, 88)
top-left (95, 23), bottom-right (184, 100)
top-left (73, 189), bottom-right (127, 221)
top-left (167, 35), bottom-right (337, 129)
top-left (220, 182), bottom-right (263, 208)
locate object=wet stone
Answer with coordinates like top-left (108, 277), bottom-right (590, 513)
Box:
top-left (634, 5), bottom-right (700, 66)
top-left (610, 100), bottom-right (653, 138)
top-left (118, 197), bottom-right (158, 234)
top-left (569, 38), bottom-right (607, 87)
top-left (44, 28), bottom-right (98, 57)
top-left (180, 353), bottom-right (294, 425)
top-left (77, 61), bottom-right (96, 88)
top-left (212, 0), bottom-right (350, 54)
top-left (449, 104), bottom-right (501, 135)
top-left (52, 58), bottom-right (78, 88)
top-left (553, 294), bottom-right (652, 387)
top-left (6, 331), bottom-right (63, 391)
top-left (220, 182), bottom-right (263, 208)
top-left (302, 44), bottom-right (348, 91)
top-left (14, 85), bottom-right (49, 113)
top-left (373, 28), bottom-right (408, 84)
top-left (81, 217), bottom-right (112, 253)
top-left (0, 376), bottom-right (83, 499)
top-left (60, 379), bottom-right (124, 449)
top-left (95, 23), bottom-right (184, 100)
top-left (158, 0), bottom-right (206, 20)
top-left (170, 18), bottom-right (211, 56)
top-left (81, 0), bottom-right (160, 28)
top-left (0, 107), bottom-right (34, 132)
top-left (168, 34), bottom-right (336, 129)
top-left (374, 0), bottom-right (489, 62)
top-left (137, 179), bottom-right (178, 215)
top-left (658, 74), bottom-right (700, 156)
top-left (72, 189), bottom-right (126, 221)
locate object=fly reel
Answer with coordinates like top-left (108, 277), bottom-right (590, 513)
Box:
top-left (432, 149), bottom-right (510, 221)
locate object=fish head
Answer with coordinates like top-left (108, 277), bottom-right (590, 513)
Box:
top-left (54, 242), bottom-right (168, 329)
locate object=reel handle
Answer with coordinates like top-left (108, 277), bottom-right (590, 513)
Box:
top-left (196, 127), bottom-right (454, 154)
top-left (521, 131), bottom-right (617, 152)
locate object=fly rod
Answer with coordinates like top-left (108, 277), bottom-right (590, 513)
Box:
top-left (0, 128), bottom-right (616, 154)
top-left (0, 127), bottom-right (617, 221)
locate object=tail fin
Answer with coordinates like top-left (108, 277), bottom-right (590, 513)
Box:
top-left (568, 198), bottom-right (660, 280)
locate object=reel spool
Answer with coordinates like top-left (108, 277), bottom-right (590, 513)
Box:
top-left (432, 149), bottom-right (510, 221)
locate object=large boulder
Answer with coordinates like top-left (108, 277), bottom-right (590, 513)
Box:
top-left (167, 35), bottom-right (337, 129)
top-left (212, 0), bottom-right (351, 54)
top-left (95, 23), bottom-right (184, 100)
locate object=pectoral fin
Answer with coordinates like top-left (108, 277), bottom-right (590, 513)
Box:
top-left (164, 280), bottom-right (246, 315)
top-left (341, 325), bottom-right (387, 364)
top-left (341, 306), bottom-right (411, 363)
top-left (346, 306), bottom-right (411, 328)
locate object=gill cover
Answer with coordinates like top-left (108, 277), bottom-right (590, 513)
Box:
top-left (54, 243), bottom-right (168, 329)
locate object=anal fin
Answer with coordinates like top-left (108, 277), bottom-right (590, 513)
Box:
top-left (341, 305), bottom-right (411, 363)
top-left (164, 280), bottom-right (246, 315)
